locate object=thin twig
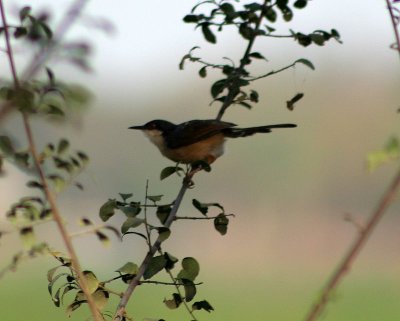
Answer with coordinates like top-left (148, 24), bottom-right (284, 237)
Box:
top-left (248, 61), bottom-right (297, 81)
top-left (175, 213), bottom-right (235, 220)
top-left (386, 0), bottom-right (400, 59)
top-left (165, 268), bottom-right (199, 321)
top-left (143, 180), bottom-right (153, 251)
top-left (69, 224), bottom-right (107, 238)
top-left (113, 179), bottom-right (190, 321)
top-left (0, 1), bottom-right (102, 320)
top-left (142, 279), bottom-right (203, 286)
top-left (303, 166), bottom-right (400, 321)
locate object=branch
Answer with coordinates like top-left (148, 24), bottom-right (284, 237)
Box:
top-left (248, 61), bottom-right (297, 81)
top-left (303, 165), bottom-right (400, 321)
top-left (0, 2), bottom-right (102, 321)
top-left (113, 178), bottom-right (191, 320)
top-left (216, 0), bottom-right (269, 120)
top-left (141, 279), bottom-right (203, 286)
top-left (175, 213), bottom-right (235, 220)
top-left (386, 0), bottom-right (400, 59)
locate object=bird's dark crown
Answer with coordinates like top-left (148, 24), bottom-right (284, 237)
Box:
top-left (130, 119), bottom-right (177, 133)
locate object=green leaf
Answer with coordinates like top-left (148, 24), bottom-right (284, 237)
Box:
top-left (99, 199), bottom-right (117, 222)
top-left (192, 199), bottom-right (224, 215)
top-left (116, 262), bottom-right (139, 275)
top-left (249, 90), bottom-right (259, 103)
top-left (157, 227), bottom-right (171, 242)
top-left (249, 52), bottom-right (266, 60)
top-left (177, 257), bottom-right (200, 281)
top-left (0, 136), bottom-right (14, 155)
top-left (57, 139), bottom-right (69, 154)
top-left (147, 195), bottom-right (163, 203)
top-left (164, 293), bottom-right (182, 309)
top-left (331, 28), bottom-right (342, 43)
top-left (264, 7), bottom-right (277, 22)
top-left (119, 193), bottom-right (133, 202)
top-left (211, 79), bottom-right (227, 98)
top-left (19, 6), bottom-right (31, 21)
top-left (282, 7), bottom-right (293, 21)
top-left (92, 289), bottom-right (109, 310)
top-left (294, 0), bottom-right (308, 9)
top-left (214, 213), bottom-right (229, 235)
top-left (367, 137), bottom-right (400, 172)
top-left (47, 266), bottom-right (62, 282)
top-left (220, 2), bottom-right (235, 14)
top-left (164, 252), bottom-right (179, 270)
top-left (46, 104), bottom-right (65, 116)
top-left (76, 151), bottom-right (89, 164)
top-left (38, 20), bottom-right (53, 39)
top-left (20, 226), bottom-right (36, 248)
top-left (143, 255), bottom-right (167, 280)
top-left (157, 205), bottom-right (172, 225)
top-left (27, 180), bottom-right (44, 189)
top-left (40, 143), bottom-right (55, 160)
top-left (95, 231), bottom-right (110, 247)
top-left (199, 66), bottom-right (207, 78)
top-left (239, 101), bottom-right (252, 109)
top-left (310, 33), bottom-right (325, 45)
top-left (83, 270), bottom-right (99, 294)
top-left (66, 298), bottom-right (85, 316)
top-left (286, 92), bottom-right (304, 111)
top-left (192, 300), bottom-right (214, 312)
top-left (13, 87), bottom-right (35, 112)
top-left (183, 14), bottom-right (200, 23)
top-left (295, 58), bottom-right (315, 70)
top-left (14, 151), bottom-right (30, 168)
top-left (181, 279), bottom-right (196, 302)
top-left (47, 174), bottom-right (65, 193)
top-left (192, 199), bottom-right (208, 215)
top-left (14, 27), bottom-right (28, 38)
top-left (121, 217), bottom-right (144, 234)
top-left (120, 204), bottom-right (141, 217)
top-left (160, 166), bottom-right (184, 180)
top-left (48, 272), bottom-right (70, 304)
top-left (201, 23), bottom-right (216, 44)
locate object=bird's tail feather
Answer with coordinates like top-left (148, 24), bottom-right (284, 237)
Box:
top-left (224, 124), bottom-right (296, 138)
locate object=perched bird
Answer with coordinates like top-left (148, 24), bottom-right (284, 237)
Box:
top-left (129, 119), bottom-right (296, 164)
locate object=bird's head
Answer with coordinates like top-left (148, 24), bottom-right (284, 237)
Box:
top-left (129, 120), bottom-right (176, 138)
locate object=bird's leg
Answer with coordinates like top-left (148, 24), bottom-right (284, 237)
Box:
top-left (184, 167), bottom-right (201, 188)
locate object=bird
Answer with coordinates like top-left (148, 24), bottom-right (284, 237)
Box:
top-left (129, 119), bottom-right (296, 164)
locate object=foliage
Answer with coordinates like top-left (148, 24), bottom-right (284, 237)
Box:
top-left (0, 1), bottom-right (341, 321)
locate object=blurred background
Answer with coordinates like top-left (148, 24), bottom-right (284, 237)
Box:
top-left (1, 0), bottom-right (400, 320)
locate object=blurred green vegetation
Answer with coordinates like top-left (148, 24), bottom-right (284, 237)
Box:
top-left (1, 261), bottom-right (399, 321)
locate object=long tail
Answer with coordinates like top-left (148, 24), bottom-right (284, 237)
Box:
top-left (223, 124), bottom-right (296, 138)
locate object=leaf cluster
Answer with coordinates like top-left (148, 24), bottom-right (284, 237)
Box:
top-left (180, 0), bottom-right (341, 113)
top-left (48, 254), bottom-right (109, 313)
top-left (0, 6), bottom-right (52, 43)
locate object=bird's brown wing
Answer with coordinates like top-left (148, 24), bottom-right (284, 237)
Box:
top-left (166, 119), bottom-right (236, 149)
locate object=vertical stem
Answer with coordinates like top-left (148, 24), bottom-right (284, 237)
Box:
top-left (216, 0), bottom-right (269, 120)
top-left (385, 0), bottom-right (400, 59)
top-left (303, 166), bottom-right (400, 321)
top-left (0, 1), bottom-right (102, 320)
top-left (0, 0), bottom-right (19, 88)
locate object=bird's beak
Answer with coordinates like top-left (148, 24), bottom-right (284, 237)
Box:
top-left (128, 125), bottom-right (145, 130)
